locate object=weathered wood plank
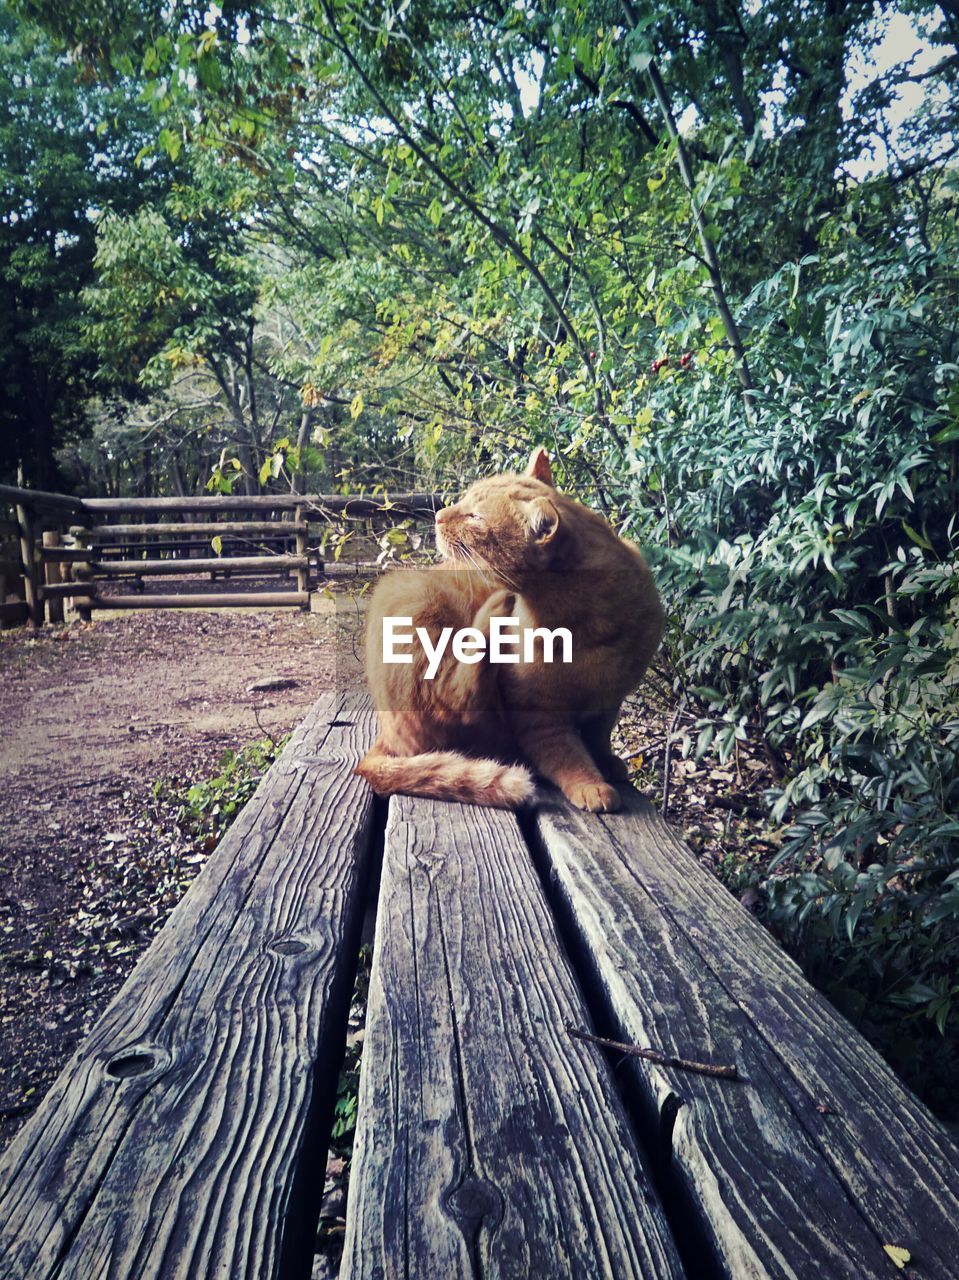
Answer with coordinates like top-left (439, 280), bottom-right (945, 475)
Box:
top-left (15, 503), bottom-right (41, 626)
top-left (88, 590), bottom-right (309, 610)
top-left (0, 693), bottom-right (378, 1280)
top-left (294, 504), bottom-right (309, 602)
top-left (84, 540), bottom-right (319, 559)
top-left (41, 531), bottom-right (65, 623)
top-left (534, 788), bottom-right (959, 1279)
top-left (81, 493), bottom-right (439, 516)
top-left (78, 522), bottom-right (308, 537)
top-left (38, 582), bottom-right (96, 599)
top-left (86, 554), bottom-right (309, 575)
top-left (0, 483), bottom-right (87, 515)
top-left (343, 794), bottom-right (685, 1280)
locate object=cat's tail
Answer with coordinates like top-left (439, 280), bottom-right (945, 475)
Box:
top-left (354, 747), bottom-right (535, 810)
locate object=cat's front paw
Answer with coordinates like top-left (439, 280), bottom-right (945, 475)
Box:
top-left (565, 780), bottom-right (622, 812)
top-left (473, 588), bottom-right (517, 632)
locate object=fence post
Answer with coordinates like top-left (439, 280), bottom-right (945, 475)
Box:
top-left (42, 530), bottom-right (65, 624)
top-left (68, 524), bottom-right (95, 622)
top-left (16, 502), bottom-right (42, 627)
top-left (294, 504), bottom-right (310, 609)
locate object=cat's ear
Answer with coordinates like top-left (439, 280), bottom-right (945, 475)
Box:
top-left (525, 447), bottom-right (554, 486)
top-left (525, 496), bottom-right (560, 544)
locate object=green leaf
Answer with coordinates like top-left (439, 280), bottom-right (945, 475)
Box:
top-left (845, 897), bottom-right (865, 942)
top-left (902, 522), bottom-right (934, 551)
top-left (694, 725), bottom-right (714, 761)
top-left (157, 128), bottom-right (181, 161)
top-left (830, 609), bottom-right (873, 635)
top-left (197, 53), bottom-right (222, 91)
top-left (799, 699), bottom-right (834, 732)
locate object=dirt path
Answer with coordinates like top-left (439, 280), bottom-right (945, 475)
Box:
top-left (0, 607), bottom-right (340, 784)
top-left (0, 603), bottom-right (354, 1152)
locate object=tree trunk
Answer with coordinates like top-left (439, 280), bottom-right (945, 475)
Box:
top-left (22, 374), bottom-right (59, 490)
top-left (293, 410), bottom-right (313, 495)
top-left (634, 43), bottom-right (757, 418)
top-left (170, 448), bottom-right (188, 498)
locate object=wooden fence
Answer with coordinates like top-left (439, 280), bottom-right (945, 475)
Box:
top-left (0, 485), bottom-right (439, 627)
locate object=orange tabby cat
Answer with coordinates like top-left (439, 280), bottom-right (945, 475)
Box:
top-left (355, 448), bottom-right (664, 811)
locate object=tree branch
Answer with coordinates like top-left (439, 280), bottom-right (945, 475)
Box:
top-left (618, 8), bottom-right (756, 416)
top-left (315, 0), bottom-right (604, 405)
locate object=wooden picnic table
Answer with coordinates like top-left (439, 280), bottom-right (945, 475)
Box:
top-left (1, 691), bottom-right (957, 1279)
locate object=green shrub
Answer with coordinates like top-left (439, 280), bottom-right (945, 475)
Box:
top-left (156, 736), bottom-right (289, 841)
top-left (626, 206), bottom-right (959, 1116)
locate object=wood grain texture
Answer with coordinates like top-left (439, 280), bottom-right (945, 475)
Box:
top-left (81, 493), bottom-right (439, 516)
top-left (88, 591), bottom-right (309, 610)
top-left (0, 483), bottom-right (87, 514)
top-left (342, 794), bottom-right (685, 1280)
top-left (534, 787), bottom-right (959, 1279)
top-left (15, 503), bottom-right (41, 626)
top-left (79, 522), bottom-right (308, 537)
top-left (87, 555), bottom-right (309, 575)
top-left (41, 531), bottom-right (64, 623)
top-left (0, 692), bottom-right (377, 1280)
top-left (39, 582), bottom-right (96, 599)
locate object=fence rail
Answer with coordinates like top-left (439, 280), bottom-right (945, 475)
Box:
top-left (80, 493), bottom-right (438, 516)
top-left (0, 484), bottom-right (441, 627)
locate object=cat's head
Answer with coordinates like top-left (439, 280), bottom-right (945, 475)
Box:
top-left (434, 448), bottom-right (563, 584)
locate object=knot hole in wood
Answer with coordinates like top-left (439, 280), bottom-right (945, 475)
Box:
top-left (268, 936), bottom-right (311, 957)
top-left (104, 1044), bottom-right (171, 1081)
top-left (660, 1091), bottom-right (686, 1157)
top-left (443, 1176), bottom-right (505, 1233)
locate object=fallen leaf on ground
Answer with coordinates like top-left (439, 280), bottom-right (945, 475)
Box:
top-left (883, 1245), bottom-right (911, 1269)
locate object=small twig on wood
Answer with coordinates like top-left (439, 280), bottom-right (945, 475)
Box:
top-left (250, 700), bottom-right (277, 748)
top-left (567, 1024), bottom-right (740, 1081)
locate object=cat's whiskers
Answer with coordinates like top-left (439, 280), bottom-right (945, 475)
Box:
top-left (443, 531), bottom-right (518, 594)
top-left (459, 543), bottom-right (501, 587)
top-left (446, 537), bottom-right (478, 571)
top-left (445, 537), bottom-right (468, 566)
top-left (462, 543), bottom-right (519, 594)
top-left (458, 544), bottom-right (486, 575)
